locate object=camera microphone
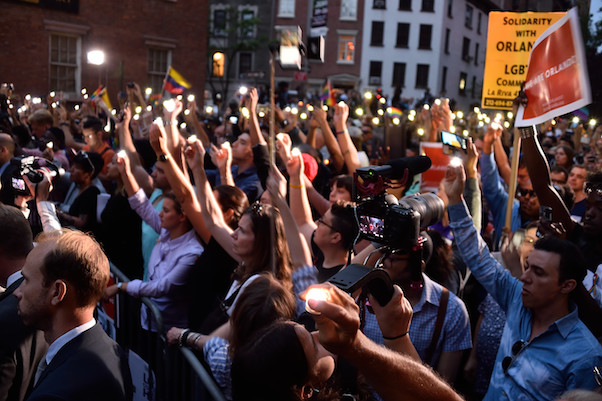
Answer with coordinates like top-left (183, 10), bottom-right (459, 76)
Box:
top-left (386, 156), bottom-right (432, 179)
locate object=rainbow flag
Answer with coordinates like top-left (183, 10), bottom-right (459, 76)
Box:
top-left (387, 107), bottom-right (403, 119)
top-left (573, 107), bottom-right (589, 121)
top-left (163, 67), bottom-right (192, 94)
top-left (320, 79), bottom-right (335, 106)
top-left (90, 85), bottom-right (112, 110)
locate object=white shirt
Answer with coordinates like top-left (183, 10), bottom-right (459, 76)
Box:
top-left (44, 319), bottom-right (96, 365)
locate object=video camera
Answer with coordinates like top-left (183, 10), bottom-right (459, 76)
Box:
top-left (353, 157), bottom-right (444, 252)
top-left (9, 156), bottom-right (62, 197)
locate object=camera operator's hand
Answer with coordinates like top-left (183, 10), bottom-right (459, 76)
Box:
top-left (443, 164), bottom-right (465, 205)
top-left (369, 285), bottom-right (412, 341)
top-left (303, 283), bottom-right (361, 357)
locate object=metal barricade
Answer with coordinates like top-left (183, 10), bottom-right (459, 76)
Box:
top-left (108, 263), bottom-right (227, 401)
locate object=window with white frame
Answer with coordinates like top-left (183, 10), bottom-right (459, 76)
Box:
top-left (49, 33), bottom-right (80, 93)
top-left (337, 31), bottom-right (357, 63)
top-left (340, 0), bottom-right (358, 20)
top-left (278, 0), bottom-right (295, 17)
top-left (148, 48), bottom-right (171, 93)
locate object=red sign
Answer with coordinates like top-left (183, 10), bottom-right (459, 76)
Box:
top-left (515, 8), bottom-right (591, 126)
top-left (420, 142), bottom-right (451, 193)
top-left (294, 71), bottom-right (308, 81)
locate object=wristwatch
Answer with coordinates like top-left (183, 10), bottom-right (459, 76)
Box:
top-left (280, 119), bottom-right (289, 129)
top-left (158, 153), bottom-right (170, 162)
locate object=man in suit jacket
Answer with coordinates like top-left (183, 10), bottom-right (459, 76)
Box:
top-left (0, 204), bottom-right (46, 401)
top-left (13, 228), bottom-right (132, 401)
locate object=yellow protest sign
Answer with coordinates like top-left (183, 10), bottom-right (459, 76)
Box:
top-left (482, 11), bottom-right (565, 110)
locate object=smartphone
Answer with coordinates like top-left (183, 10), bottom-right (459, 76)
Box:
top-left (441, 131), bottom-right (467, 152)
top-left (229, 116), bottom-right (239, 124)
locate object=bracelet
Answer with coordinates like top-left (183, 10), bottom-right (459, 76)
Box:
top-left (289, 183), bottom-right (304, 189)
top-left (178, 329), bottom-right (190, 347)
top-left (518, 127), bottom-right (535, 139)
top-left (192, 333), bottom-right (202, 348)
top-left (336, 130), bottom-right (346, 135)
top-left (382, 331), bottom-right (409, 340)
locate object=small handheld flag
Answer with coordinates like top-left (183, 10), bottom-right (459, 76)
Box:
top-left (163, 67), bottom-right (192, 94)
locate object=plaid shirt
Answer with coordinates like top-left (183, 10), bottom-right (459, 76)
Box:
top-left (362, 273), bottom-right (472, 367)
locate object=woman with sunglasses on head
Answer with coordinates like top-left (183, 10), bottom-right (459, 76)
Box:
top-left (55, 150), bottom-right (104, 234)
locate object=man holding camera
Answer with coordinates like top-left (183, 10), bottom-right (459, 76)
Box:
top-left (444, 163), bottom-right (602, 401)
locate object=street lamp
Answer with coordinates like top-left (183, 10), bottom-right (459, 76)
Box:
top-left (87, 50), bottom-right (105, 86)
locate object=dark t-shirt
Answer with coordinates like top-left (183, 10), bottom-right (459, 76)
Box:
top-left (98, 192), bottom-right (143, 279)
top-left (68, 185), bottom-right (100, 233)
top-left (188, 237), bottom-right (238, 331)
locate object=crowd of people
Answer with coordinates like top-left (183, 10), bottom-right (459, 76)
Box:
top-left (1, 79), bottom-right (602, 401)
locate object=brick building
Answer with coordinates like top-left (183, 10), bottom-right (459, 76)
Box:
top-left (0, 0), bottom-right (209, 106)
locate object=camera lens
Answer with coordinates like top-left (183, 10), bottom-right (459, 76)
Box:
top-left (400, 193), bottom-right (445, 229)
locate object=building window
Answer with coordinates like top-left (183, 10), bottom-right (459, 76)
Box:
top-left (341, 0), bottom-right (358, 20)
top-left (477, 12), bottom-right (482, 34)
top-left (148, 48), bottom-right (171, 93)
top-left (418, 24), bottom-right (432, 50)
top-left (396, 23), bottom-right (410, 48)
top-left (399, 0), bottom-right (412, 10)
top-left (213, 9), bottom-right (227, 37)
top-left (444, 28), bottom-right (450, 54)
top-left (465, 5), bottom-right (473, 29)
top-left (337, 33), bottom-right (356, 63)
top-left (415, 64), bottom-right (429, 88)
top-left (240, 9), bottom-right (256, 38)
top-left (474, 42), bottom-right (479, 65)
top-left (441, 66), bottom-right (447, 94)
top-left (238, 52), bottom-right (252, 75)
top-left (373, 0), bottom-right (386, 9)
top-left (392, 62), bottom-right (406, 87)
top-left (471, 76), bottom-right (476, 98)
top-left (462, 37), bottom-right (470, 61)
top-left (49, 33), bottom-right (80, 93)
top-left (278, 0), bottom-right (295, 17)
top-left (369, 61), bottom-right (383, 85)
top-left (459, 72), bottom-right (467, 95)
top-left (447, 0), bottom-right (453, 17)
top-left (371, 21), bottom-right (384, 46)
top-left (421, 0), bottom-right (434, 12)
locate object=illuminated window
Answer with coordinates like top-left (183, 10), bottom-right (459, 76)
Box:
top-left (212, 52), bottom-right (225, 77)
top-left (459, 72), bottom-right (467, 95)
top-left (337, 34), bottom-right (356, 63)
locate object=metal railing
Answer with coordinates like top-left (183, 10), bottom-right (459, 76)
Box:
top-left (108, 262), bottom-right (227, 401)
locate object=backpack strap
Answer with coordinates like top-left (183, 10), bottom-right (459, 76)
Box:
top-left (425, 287), bottom-right (449, 365)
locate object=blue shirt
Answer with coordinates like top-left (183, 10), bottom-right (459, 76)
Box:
top-left (206, 165), bottom-right (263, 203)
top-left (479, 152), bottom-right (521, 243)
top-left (141, 189), bottom-right (164, 280)
top-left (362, 273), bottom-right (472, 367)
top-left (204, 337), bottom-right (232, 400)
top-left (449, 201), bottom-right (602, 401)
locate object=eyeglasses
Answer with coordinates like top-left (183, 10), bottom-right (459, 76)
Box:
top-left (501, 340), bottom-right (527, 373)
top-left (77, 151), bottom-right (95, 175)
top-left (517, 188), bottom-right (537, 198)
top-left (317, 217), bottom-right (336, 232)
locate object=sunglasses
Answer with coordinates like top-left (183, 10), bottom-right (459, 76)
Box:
top-left (502, 340), bottom-right (527, 373)
top-left (516, 188), bottom-right (537, 198)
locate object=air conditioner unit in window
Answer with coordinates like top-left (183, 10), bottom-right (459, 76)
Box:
top-left (369, 76), bottom-right (381, 85)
